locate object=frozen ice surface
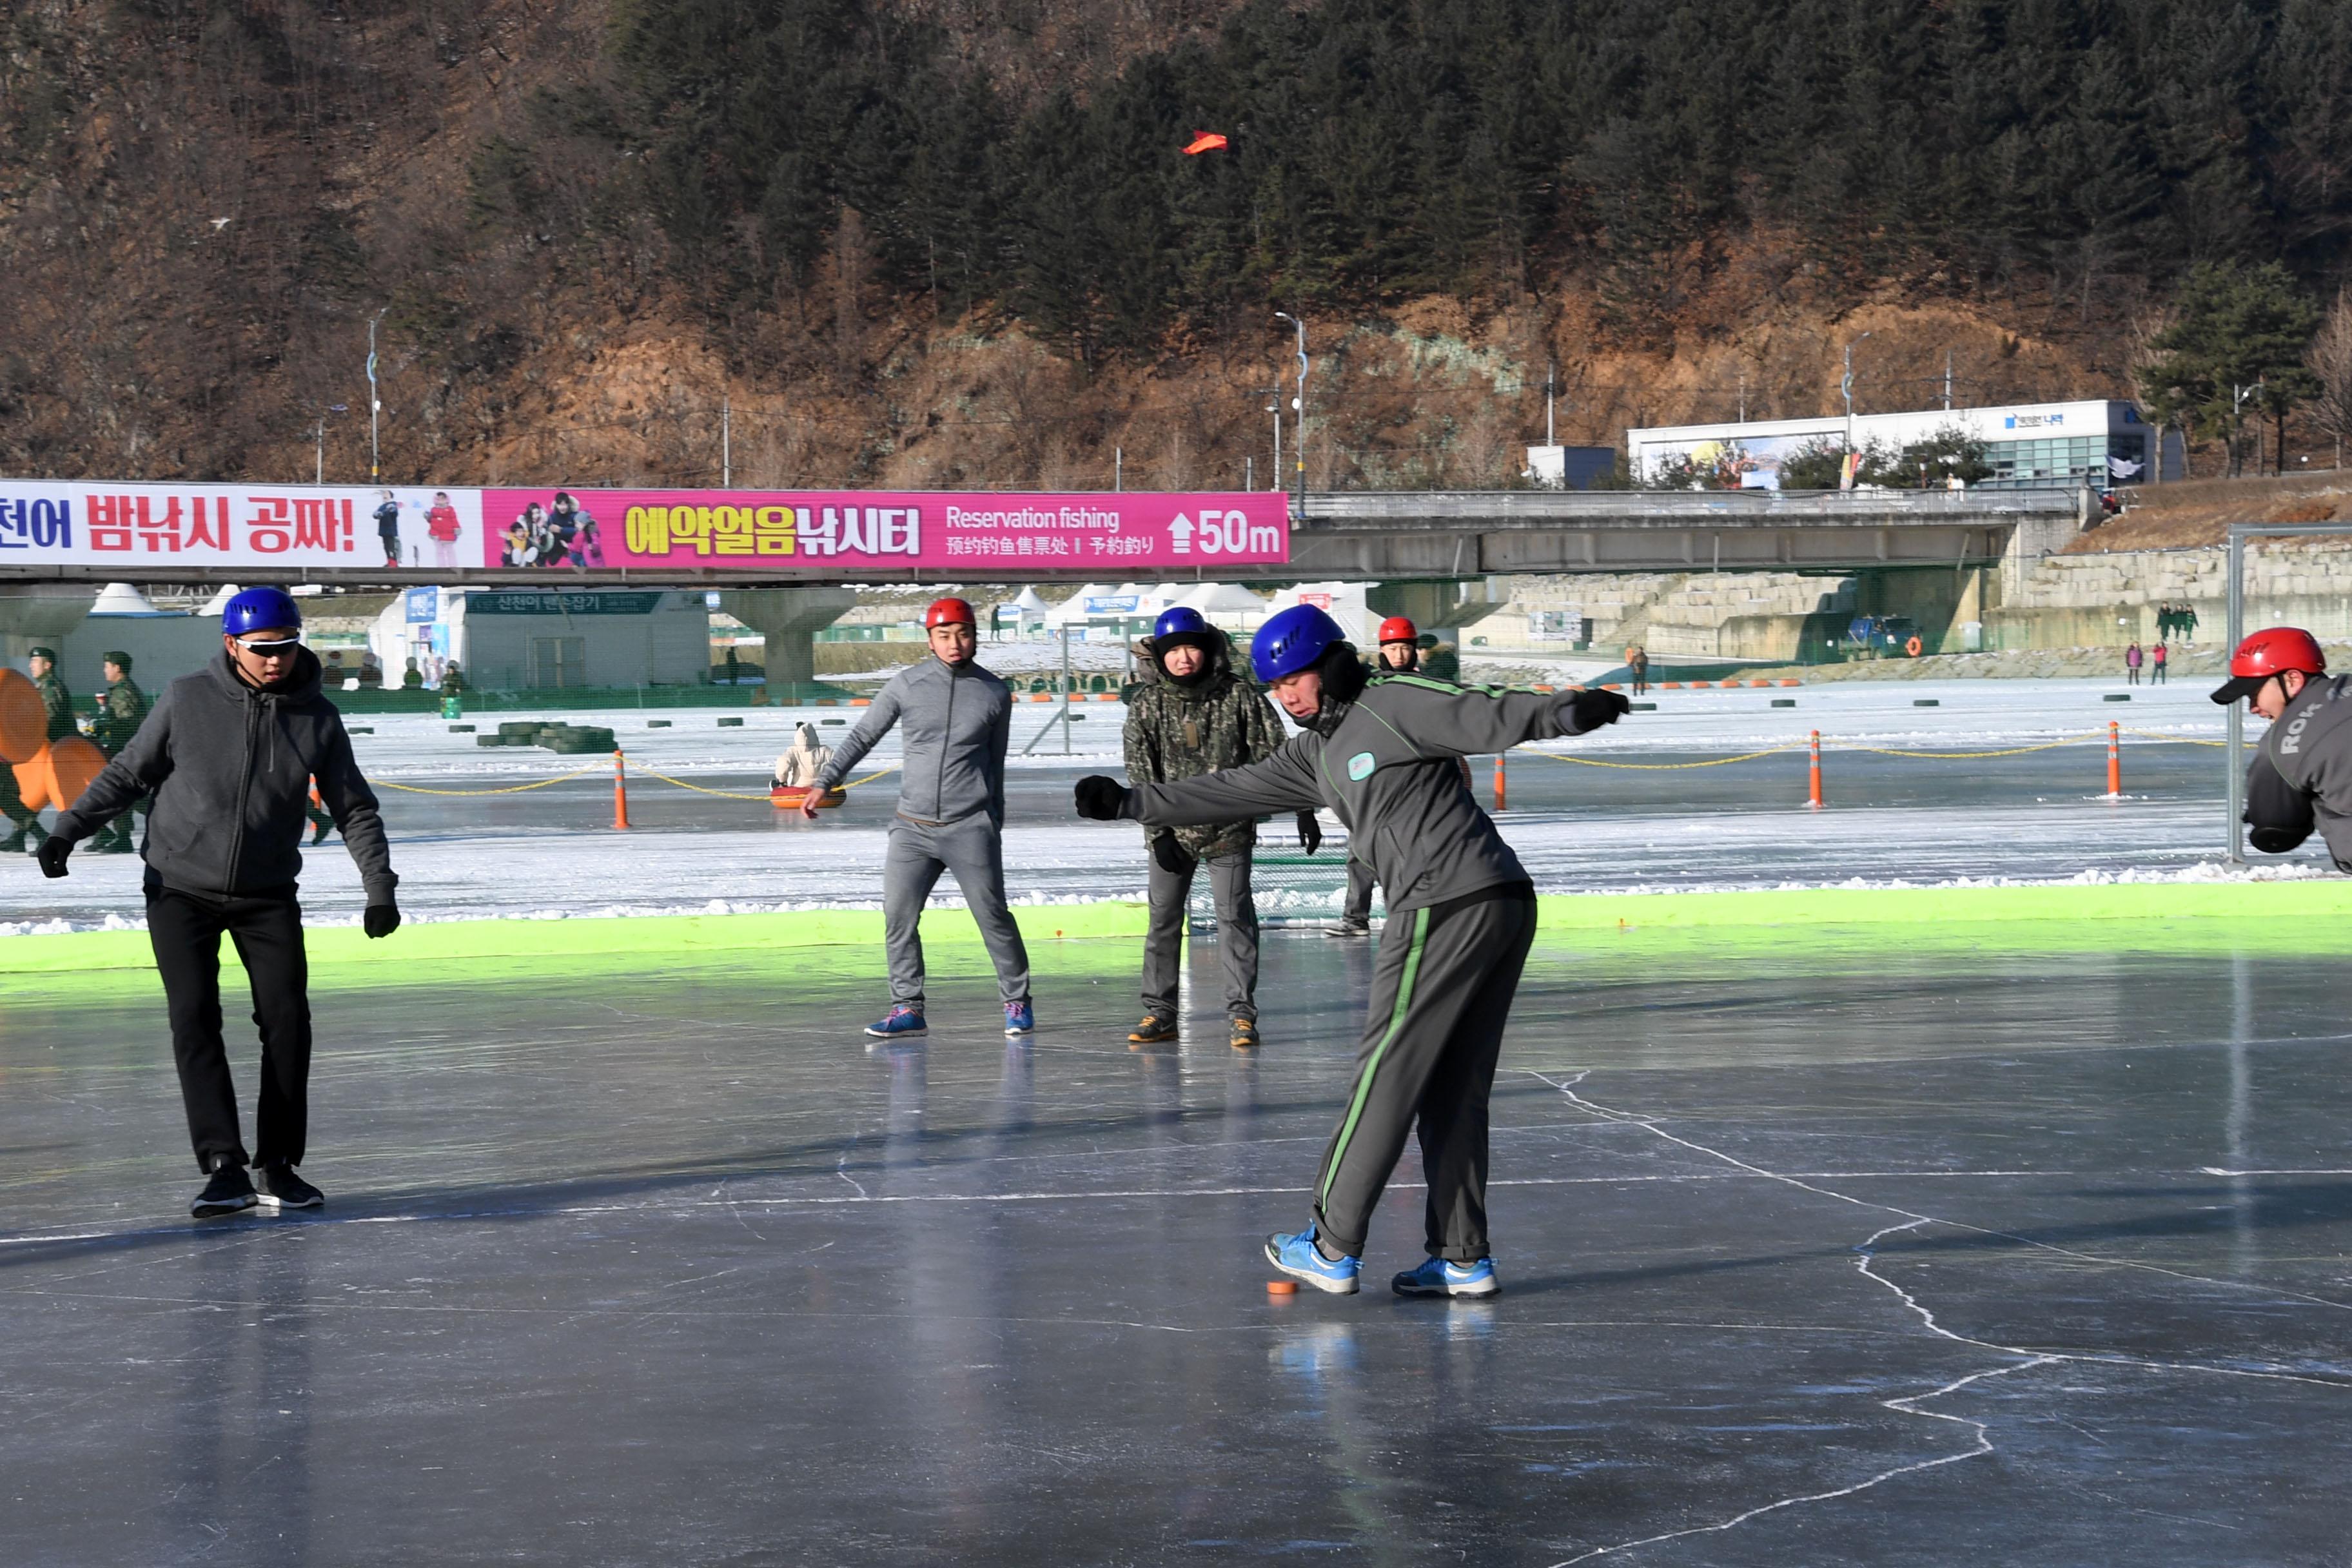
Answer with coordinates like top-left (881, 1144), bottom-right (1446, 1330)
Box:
top-left (2, 678), bottom-right (2328, 933)
top-left (4, 932), bottom-right (2349, 1562)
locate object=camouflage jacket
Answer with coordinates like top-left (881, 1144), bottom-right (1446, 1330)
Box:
top-left (1123, 634), bottom-right (1286, 858)
top-left (95, 678), bottom-right (150, 757)
top-left (34, 672), bottom-right (74, 741)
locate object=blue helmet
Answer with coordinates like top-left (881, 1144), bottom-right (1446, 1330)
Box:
top-left (222, 586), bottom-right (303, 637)
top-left (1251, 603), bottom-right (1346, 684)
top-left (1152, 606), bottom-right (1211, 645)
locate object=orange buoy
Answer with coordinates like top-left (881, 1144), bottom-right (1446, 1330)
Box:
top-left (1266, 1280), bottom-right (1298, 1297)
top-left (44, 736), bottom-right (104, 808)
top-left (770, 785), bottom-right (847, 810)
top-left (1904, 636), bottom-right (1923, 657)
top-left (0, 669), bottom-right (43, 764)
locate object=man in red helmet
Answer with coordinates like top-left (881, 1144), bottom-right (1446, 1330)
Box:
top-left (807, 596), bottom-right (1035, 1037)
top-left (2211, 627), bottom-right (2352, 871)
top-left (1328, 617), bottom-right (1424, 937)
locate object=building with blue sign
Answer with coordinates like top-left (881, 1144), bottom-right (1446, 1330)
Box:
top-left (1627, 400), bottom-right (2182, 492)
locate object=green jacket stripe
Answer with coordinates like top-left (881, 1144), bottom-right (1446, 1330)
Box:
top-left (1319, 906), bottom-right (1430, 1205)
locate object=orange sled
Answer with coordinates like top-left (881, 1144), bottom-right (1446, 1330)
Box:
top-left (771, 785), bottom-right (847, 809)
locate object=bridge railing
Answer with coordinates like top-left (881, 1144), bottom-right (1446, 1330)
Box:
top-left (1302, 488), bottom-right (2083, 525)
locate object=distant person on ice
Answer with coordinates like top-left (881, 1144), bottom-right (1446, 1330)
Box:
top-left (2214, 627), bottom-right (2352, 872)
top-left (1330, 615), bottom-right (1422, 939)
top-left (37, 587), bottom-right (401, 1219)
top-left (772, 722), bottom-right (832, 789)
top-left (805, 597), bottom-right (1034, 1039)
top-left (1122, 606), bottom-right (1289, 1051)
top-left (1073, 605), bottom-right (1631, 1297)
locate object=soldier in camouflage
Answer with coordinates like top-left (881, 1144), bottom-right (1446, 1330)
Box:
top-left (29, 645), bottom-right (74, 742)
top-left (90, 651), bottom-right (150, 854)
top-left (1123, 607), bottom-right (1300, 1050)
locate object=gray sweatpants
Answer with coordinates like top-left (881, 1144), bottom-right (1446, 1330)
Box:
top-left (885, 812), bottom-right (1031, 1007)
top-left (1311, 889), bottom-right (1536, 1262)
top-left (1342, 856), bottom-right (1376, 922)
top-left (1141, 844), bottom-right (1259, 1023)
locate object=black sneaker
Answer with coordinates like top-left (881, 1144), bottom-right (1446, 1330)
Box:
top-left (1127, 1014), bottom-right (1179, 1044)
top-left (1230, 1017), bottom-right (1260, 1050)
top-left (1324, 916), bottom-right (1371, 939)
top-left (254, 1163), bottom-right (324, 1210)
top-left (191, 1164), bottom-right (259, 1218)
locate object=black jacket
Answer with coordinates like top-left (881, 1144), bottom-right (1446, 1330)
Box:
top-left (55, 647), bottom-right (398, 903)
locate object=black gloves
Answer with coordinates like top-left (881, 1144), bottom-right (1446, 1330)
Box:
top-left (363, 902), bottom-right (402, 939)
top-left (36, 836), bottom-right (71, 878)
top-left (1296, 812), bottom-right (1322, 856)
top-left (1150, 833), bottom-right (1189, 874)
top-left (1074, 775), bottom-right (1129, 821)
top-left (1564, 687), bottom-right (1632, 734)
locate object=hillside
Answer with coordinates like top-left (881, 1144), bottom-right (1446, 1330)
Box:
top-left (3, 0), bottom-right (2348, 491)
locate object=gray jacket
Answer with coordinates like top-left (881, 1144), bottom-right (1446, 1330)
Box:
top-left (55, 648), bottom-right (398, 903)
top-left (816, 656), bottom-right (1012, 825)
top-left (2248, 672), bottom-right (2352, 870)
top-left (1119, 673), bottom-right (1599, 912)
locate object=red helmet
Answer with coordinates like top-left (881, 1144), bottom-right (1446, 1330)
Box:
top-left (924, 596), bottom-right (976, 629)
top-left (1377, 616), bottom-right (1418, 645)
top-left (2211, 627), bottom-right (2326, 705)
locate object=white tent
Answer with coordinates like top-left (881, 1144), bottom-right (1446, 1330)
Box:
top-left (1041, 583), bottom-right (1122, 627)
top-left (88, 582), bottom-right (170, 618)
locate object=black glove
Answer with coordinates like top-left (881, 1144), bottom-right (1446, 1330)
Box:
top-left (363, 902), bottom-right (401, 939)
top-left (1074, 775), bottom-right (1128, 821)
top-left (1150, 833), bottom-right (1189, 874)
top-left (36, 836), bottom-right (72, 878)
top-left (1565, 687), bottom-right (1632, 733)
top-left (1296, 812), bottom-right (1322, 856)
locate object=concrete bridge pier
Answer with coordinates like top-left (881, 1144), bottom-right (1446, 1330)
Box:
top-left (0, 584), bottom-right (93, 670)
top-left (718, 587), bottom-right (858, 692)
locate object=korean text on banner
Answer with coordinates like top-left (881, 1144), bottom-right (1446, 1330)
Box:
top-left (0, 482), bottom-right (485, 571)
top-left (479, 489), bottom-right (1288, 572)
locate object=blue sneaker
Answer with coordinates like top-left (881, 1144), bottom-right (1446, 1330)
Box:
top-left (1003, 998), bottom-right (1035, 1037)
top-left (1391, 1256), bottom-right (1500, 1298)
top-left (865, 1004), bottom-right (926, 1039)
top-left (1265, 1226), bottom-right (1359, 1295)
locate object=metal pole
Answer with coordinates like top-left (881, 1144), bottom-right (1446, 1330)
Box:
top-left (367, 310), bottom-right (385, 484)
top-left (722, 396), bottom-right (731, 487)
top-left (1115, 447), bottom-right (1122, 492)
top-left (1246, 456), bottom-right (1253, 490)
top-left (1276, 313), bottom-right (1308, 520)
top-left (1268, 384), bottom-right (1281, 491)
top-left (1061, 625), bottom-right (1072, 756)
top-left (315, 418), bottom-right (324, 485)
top-left (2226, 524), bottom-right (2246, 862)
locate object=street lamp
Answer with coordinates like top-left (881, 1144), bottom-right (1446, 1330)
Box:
top-left (1266, 382), bottom-right (1283, 493)
top-left (367, 309), bottom-right (387, 484)
top-left (313, 404), bottom-right (349, 484)
top-left (1274, 311), bottom-right (1308, 520)
top-left (1841, 332), bottom-right (1874, 487)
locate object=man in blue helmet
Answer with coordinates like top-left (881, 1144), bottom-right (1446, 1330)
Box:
top-left (1075, 604), bottom-right (1629, 1297)
top-left (1122, 606), bottom-right (1293, 1050)
top-left (38, 587), bottom-right (401, 1219)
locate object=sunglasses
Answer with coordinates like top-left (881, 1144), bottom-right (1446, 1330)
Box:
top-left (233, 635), bottom-right (303, 654)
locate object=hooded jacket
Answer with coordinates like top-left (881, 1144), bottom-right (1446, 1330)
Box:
top-left (1123, 631), bottom-right (1286, 859)
top-left (814, 655), bottom-right (1012, 825)
top-left (774, 723), bottom-right (834, 789)
top-left (1118, 670), bottom-right (1600, 912)
top-left (2246, 672), bottom-right (2352, 871)
top-left (54, 647), bottom-right (397, 903)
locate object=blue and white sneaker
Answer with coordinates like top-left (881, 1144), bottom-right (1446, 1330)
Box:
top-left (1265, 1226), bottom-right (1360, 1295)
top-left (1391, 1256), bottom-right (1500, 1298)
top-left (1003, 998), bottom-right (1035, 1037)
top-left (865, 1004), bottom-right (926, 1039)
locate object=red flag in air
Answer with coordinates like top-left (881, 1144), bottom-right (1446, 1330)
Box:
top-left (1183, 131), bottom-right (1230, 156)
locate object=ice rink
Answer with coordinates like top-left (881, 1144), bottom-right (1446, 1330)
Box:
top-left (2, 675), bottom-right (2332, 935)
top-left (4, 919), bottom-right (2349, 1564)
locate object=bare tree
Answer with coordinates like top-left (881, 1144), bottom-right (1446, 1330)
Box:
top-left (2307, 287), bottom-right (2352, 472)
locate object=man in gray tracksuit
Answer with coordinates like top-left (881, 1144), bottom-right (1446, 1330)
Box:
top-left (1075, 603), bottom-right (1629, 1296)
top-left (2214, 628), bottom-right (2352, 871)
top-left (808, 596), bottom-right (1034, 1038)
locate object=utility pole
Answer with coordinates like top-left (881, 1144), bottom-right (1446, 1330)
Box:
top-left (1841, 333), bottom-right (1874, 480)
top-left (1266, 383), bottom-right (1282, 491)
top-left (1944, 349), bottom-right (1954, 411)
top-left (316, 417), bottom-right (325, 485)
top-left (1114, 447), bottom-right (1122, 492)
top-left (1737, 369), bottom-right (1747, 424)
top-left (1545, 358), bottom-right (1558, 445)
top-left (721, 395), bottom-right (732, 487)
top-left (1275, 312), bottom-right (1308, 520)
top-left (367, 311), bottom-right (386, 484)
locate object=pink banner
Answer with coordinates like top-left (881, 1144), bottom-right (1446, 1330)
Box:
top-left (478, 489), bottom-right (1289, 573)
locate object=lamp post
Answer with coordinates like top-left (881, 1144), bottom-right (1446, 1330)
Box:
top-left (1266, 382), bottom-right (1282, 492)
top-left (1275, 311), bottom-right (1308, 520)
top-left (1841, 331), bottom-right (1874, 486)
top-left (366, 310), bottom-right (387, 484)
